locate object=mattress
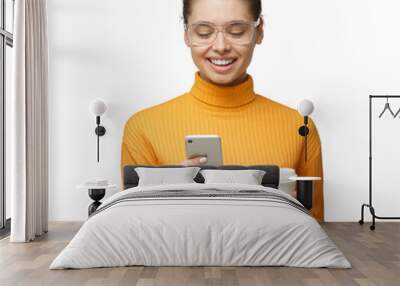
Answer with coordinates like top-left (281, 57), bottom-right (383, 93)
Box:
top-left (50, 183), bottom-right (351, 269)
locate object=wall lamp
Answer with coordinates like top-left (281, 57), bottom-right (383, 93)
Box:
top-left (297, 99), bottom-right (315, 163)
top-left (89, 98), bottom-right (107, 162)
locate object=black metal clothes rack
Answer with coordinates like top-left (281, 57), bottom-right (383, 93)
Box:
top-left (359, 95), bottom-right (400, 230)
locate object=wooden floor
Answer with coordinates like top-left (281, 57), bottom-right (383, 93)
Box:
top-left (0, 222), bottom-right (399, 286)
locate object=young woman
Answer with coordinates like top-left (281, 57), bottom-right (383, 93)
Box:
top-left (121, 0), bottom-right (324, 222)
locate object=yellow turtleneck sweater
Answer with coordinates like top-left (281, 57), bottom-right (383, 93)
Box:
top-left (121, 72), bottom-right (324, 222)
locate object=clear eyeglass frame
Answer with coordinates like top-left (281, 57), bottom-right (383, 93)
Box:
top-left (184, 17), bottom-right (262, 47)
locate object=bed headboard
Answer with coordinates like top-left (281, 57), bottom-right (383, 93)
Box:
top-left (123, 165), bottom-right (280, 190)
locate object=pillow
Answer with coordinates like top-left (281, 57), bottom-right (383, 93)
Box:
top-left (135, 167), bottom-right (201, 186)
top-left (279, 168), bottom-right (297, 196)
top-left (200, 169), bottom-right (266, 185)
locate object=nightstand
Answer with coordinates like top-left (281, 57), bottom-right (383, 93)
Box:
top-left (288, 176), bottom-right (321, 210)
top-left (77, 183), bottom-right (117, 216)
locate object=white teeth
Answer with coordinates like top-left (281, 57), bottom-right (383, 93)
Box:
top-left (210, 59), bottom-right (235, 66)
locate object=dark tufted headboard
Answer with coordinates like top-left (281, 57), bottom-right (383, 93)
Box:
top-left (123, 165), bottom-right (280, 190)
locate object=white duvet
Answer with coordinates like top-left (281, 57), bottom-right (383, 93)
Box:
top-left (50, 183), bottom-right (351, 269)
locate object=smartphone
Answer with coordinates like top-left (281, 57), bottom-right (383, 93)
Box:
top-left (185, 135), bottom-right (223, 166)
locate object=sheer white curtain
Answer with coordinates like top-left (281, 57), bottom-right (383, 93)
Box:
top-left (9, 0), bottom-right (48, 242)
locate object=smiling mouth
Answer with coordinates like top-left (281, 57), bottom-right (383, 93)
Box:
top-left (207, 58), bottom-right (237, 67)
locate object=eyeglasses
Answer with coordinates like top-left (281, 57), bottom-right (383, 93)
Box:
top-left (184, 18), bottom-right (261, 47)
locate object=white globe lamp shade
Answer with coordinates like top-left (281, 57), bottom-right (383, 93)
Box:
top-left (297, 100), bottom-right (314, 117)
top-left (89, 99), bottom-right (107, 116)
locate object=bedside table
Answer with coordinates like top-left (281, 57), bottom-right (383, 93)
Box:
top-left (288, 176), bottom-right (321, 210)
top-left (77, 183), bottom-right (117, 216)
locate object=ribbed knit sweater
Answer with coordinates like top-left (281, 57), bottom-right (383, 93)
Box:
top-left (121, 71), bottom-right (324, 222)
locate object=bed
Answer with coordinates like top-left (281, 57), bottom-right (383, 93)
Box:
top-left (49, 165), bottom-right (351, 269)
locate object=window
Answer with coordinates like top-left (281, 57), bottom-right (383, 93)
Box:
top-left (0, 0), bottom-right (14, 235)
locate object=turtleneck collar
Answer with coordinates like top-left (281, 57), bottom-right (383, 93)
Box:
top-left (189, 71), bottom-right (256, 108)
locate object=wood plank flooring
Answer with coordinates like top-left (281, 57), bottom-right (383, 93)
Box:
top-left (0, 222), bottom-right (399, 286)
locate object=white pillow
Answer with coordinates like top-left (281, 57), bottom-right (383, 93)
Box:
top-left (200, 169), bottom-right (266, 185)
top-left (279, 168), bottom-right (297, 196)
top-left (135, 167), bottom-right (201, 186)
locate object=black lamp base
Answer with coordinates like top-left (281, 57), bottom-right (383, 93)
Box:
top-left (95, 126), bottom-right (106, 136)
top-left (298, 126), bottom-right (309, 137)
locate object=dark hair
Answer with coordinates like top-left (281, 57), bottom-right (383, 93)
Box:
top-left (182, 0), bottom-right (262, 25)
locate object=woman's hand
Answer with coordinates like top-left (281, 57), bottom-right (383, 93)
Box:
top-left (181, 156), bottom-right (207, 166)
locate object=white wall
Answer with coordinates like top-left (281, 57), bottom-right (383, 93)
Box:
top-left (48, 0), bottom-right (400, 221)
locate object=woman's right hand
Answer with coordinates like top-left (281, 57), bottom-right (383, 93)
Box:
top-left (181, 156), bottom-right (207, 166)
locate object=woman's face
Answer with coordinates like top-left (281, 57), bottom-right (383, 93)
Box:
top-left (184, 0), bottom-right (264, 86)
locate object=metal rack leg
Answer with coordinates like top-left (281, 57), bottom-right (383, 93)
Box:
top-left (359, 204), bottom-right (366, 225)
top-left (359, 202), bottom-right (400, 230)
top-left (369, 206), bottom-right (376, 231)
top-left (359, 204), bottom-right (376, 230)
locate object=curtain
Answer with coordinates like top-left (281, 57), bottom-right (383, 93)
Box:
top-left (9, 0), bottom-right (48, 242)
